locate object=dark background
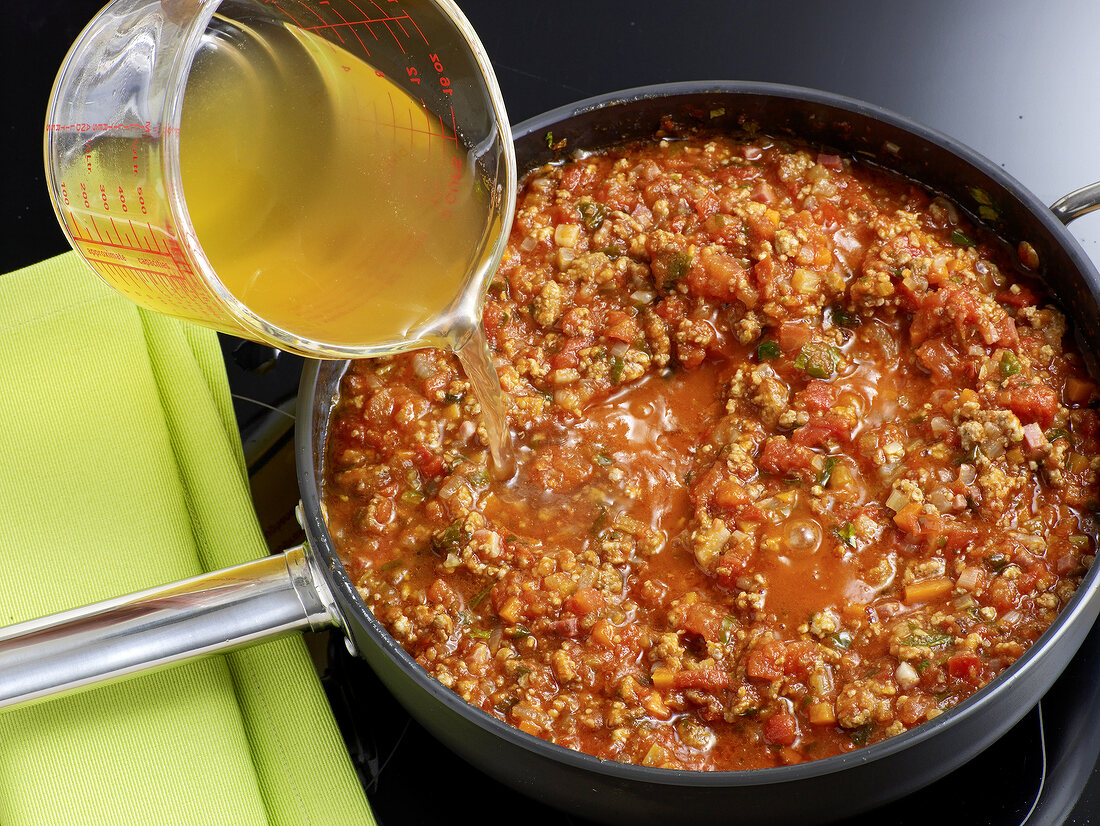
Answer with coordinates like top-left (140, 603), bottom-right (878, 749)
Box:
top-left (5, 1), bottom-right (1100, 824)
top-left (7, 0), bottom-right (1100, 271)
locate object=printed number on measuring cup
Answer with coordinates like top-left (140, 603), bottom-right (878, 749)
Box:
top-left (428, 54), bottom-right (453, 96)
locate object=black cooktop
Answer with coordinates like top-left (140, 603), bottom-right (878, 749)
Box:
top-left (10, 1), bottom-right (1100, 823)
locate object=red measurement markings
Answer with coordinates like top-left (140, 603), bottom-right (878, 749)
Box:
top-left (364, 93), bottom-right (458, 154)
top-left (376, 0), bottom-right (429, 47)
top-left (298, 0), bottom-right (423, 55)
top-left (298, 1), bottom-right (346, 45)
top-left (94, 214), bottom-right (123, 247)
top-left (349, 1), bottom-right (384, 45)
top-left (317, 0), bottom-right (374, 55)
top-left (67, 209), bottom-right (175, 293)
top-left (110, 217), bottom-right (133, 248)
top-left (88, 214), bottom-right (107, 244)
top-left (364, 0), bottom-right (421, 53)
top-left (68, 208), bottom-right (167, 259)
top-left (129, 220), bottom-right (152, 252)
top-left (265, 1), bottom-right (306, 28)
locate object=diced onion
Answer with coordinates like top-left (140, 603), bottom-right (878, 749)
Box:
top-left (554, 224), bottom-right (581, 248)
top-left (411, 351), bottom-right (436, 380)
top-left (437, 475), bottom-right (468, 501)
top-left (878, 462), bottom-right (900, 481)
top-left (957, 464), bottom-right (977, 485)
top-left (792, 268), bottom-right (822, 295)
top-left (809, 667), bottom-right (834, 696)
top-left (885, 488), bottom-right (910, 513)
top-left (895, 662), bottom-right (920, 690)
top-left (952, 594), bottom-right (977, 611)
top-left (930, 416), bottom-right (951, 437)
top-left (928, 489), bottom-right (953, 513)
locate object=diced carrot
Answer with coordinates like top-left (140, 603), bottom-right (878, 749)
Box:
top-left (1065, 376), bottom-right (1096, 406)
top-left (498, 596), bottom-right (523, 623)
top-left (1069, 452), bottom-right (1090, 473)
top-left (892, 502), bottom-right (924, 534)
top-left (903, 577), bottom-right (954, 605)
top-left (841, 602), bottom-right (867, 621)
top-left (569, 587), bottom-right (606, 615)
top-left (591, 619), bottom-right (616, 648)
top-left (807, 701), bottom-right (837, 726)
top-left (517, 720), bottom-right (543, 737)
top-left (641, 691), bottom-right (672, 720)
top-left (651, 667), bottom-right (676, 691)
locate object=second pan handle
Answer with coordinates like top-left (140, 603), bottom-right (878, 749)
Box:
top-left (1051, 181), bottom-right (1100, 225)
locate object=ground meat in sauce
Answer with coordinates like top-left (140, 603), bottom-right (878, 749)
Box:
top-left (322, 129), bottom-right (1100, 771)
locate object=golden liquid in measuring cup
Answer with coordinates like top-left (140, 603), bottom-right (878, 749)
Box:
top-left (181, 16), bottom-right (513, 470)
top-left (179, 16), bottom-right (494, 348)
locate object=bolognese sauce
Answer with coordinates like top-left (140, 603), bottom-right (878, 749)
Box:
top-left (322, 127), bottom-right (1099, 770)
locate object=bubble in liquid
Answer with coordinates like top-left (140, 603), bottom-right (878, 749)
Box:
top-left (784, 518), bottom-right (822, 552)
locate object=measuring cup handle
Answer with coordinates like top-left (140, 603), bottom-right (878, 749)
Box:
top-left (0, 545), bottom-right (340, 709)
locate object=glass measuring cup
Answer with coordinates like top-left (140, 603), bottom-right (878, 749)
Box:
top-left (44, 0), bottom-right (516, 360)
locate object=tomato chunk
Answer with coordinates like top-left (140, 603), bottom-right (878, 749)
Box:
top-left (763, 712), bottom-right (798, 746)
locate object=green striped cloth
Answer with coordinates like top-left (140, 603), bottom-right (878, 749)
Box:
top-left (0, 252), bottom-right (375, 826)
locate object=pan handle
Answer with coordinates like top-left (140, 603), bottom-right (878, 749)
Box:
top-left (0, 544), bottom-right (341, 709)
top-left (1051, 181), bottom-right (1100, 225)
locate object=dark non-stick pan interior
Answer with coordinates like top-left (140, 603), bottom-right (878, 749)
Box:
top-left (296, 82), bottom-right (1100, 825)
